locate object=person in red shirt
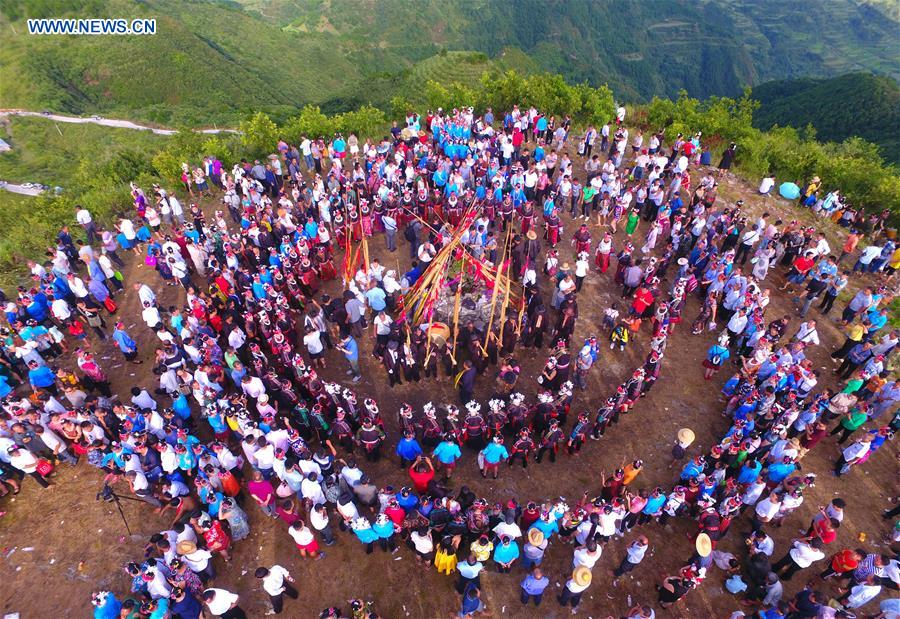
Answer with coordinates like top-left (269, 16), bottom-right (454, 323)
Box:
top-left (810, 517), bottom-right (840, 545)
top-left (408, 456), bottom-right (435, 494)
top-left (384, 498), bottom-right (406, 527)
top-left (820, 548), bottom-right (862, 580)
top-left (781, 251), bottom-right (816, 295)
top-left (630, 286), bottom-right (655, 318)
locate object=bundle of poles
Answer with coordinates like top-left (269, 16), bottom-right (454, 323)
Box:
top-left (399, 206), bottom-right (524, 366)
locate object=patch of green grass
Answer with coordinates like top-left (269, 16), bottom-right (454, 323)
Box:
top-left (0, 116), bottom-right (169, 187)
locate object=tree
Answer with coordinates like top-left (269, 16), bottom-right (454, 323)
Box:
top-left (424, 80), bottom-right (451, 111)
top-left (390, 95), bottom-right (414, 120)
top-left (239, 112), bottom-right (279, 157)
top-left (576, 83), bottom-right (615, 126)
top-left (338, 105), bottom-right (387, 137)
top-left (285, 105), bottom-right (336, 141)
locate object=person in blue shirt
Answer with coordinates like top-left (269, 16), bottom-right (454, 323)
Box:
top-left (639, 488), bottom-right (667, 524)
top-left (520, 567), bottom-right (550, 606)
top-left (766, 456), bottom-right (797, 484)
top-left (680, 455), bottom-right (705, 481)
top-left (737, 458), bottom-right (762, 484)
top-left (112, 322), bottom-right (141, 363)
top-left (493, 535), bottom-right (520, 572)
top-left (395, 487), bottom-right (419, 513)
top-left (704, 339), bottom-right (731, 380)
top-left (433, 437), bottom-right (462, 479)
top-left (168, 588), bottom-right (202, 619)
top-left (395, 430), bottom-right (423, 468)
top-left (364, 285), bottom-right (386, 313)
top-left (402, 261), bottom-right (423, 287)
top-left (337, 334), bottom-right (361, 382)
top-left (27, 361), bottom-right (57, 395)
top-left (0, 374), bottom-right (12, 399)
top-left (480, 436), bottom-right (509, 479)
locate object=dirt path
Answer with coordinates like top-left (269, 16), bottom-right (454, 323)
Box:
top-left (0, 109), bottom-right (240, 136)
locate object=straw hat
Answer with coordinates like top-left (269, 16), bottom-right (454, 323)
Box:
top-left (527, 528), bottom-right (545, 546)
top-left (526, 230), bottom-right (537, 240)
top-left (572, 566), bottom-right (592, 587)
top-left (677, 428), bottom-right (695, 446)
top-left (695, 533), bottom-right (712, 557)
top-left (176, 540), bottom-right (197, 555)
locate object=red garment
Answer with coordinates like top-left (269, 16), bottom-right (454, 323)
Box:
top-left (385, 505), bottom-right (406, 526)
top-left (204, 520), bottom-right (231, 552)
top-left (631, 288), bottom-right (655, 315)
top-left (813, 520), bottom-right (837, 544)
top-left (409, 466), bottom-right (435, 494)
top-left (793, 256), bottom-right (815, 274)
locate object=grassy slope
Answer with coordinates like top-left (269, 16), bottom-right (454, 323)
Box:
top-left (751, 73), bottom-right (900, 163)
top-left (0, 115), bottom-right (169, 187)
top-left (0, 115), bottom-right (173, 288)
top-left (0, 0), bottom-right (359, 125)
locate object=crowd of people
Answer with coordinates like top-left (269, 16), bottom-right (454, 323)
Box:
top-left (0, 100), bottom-right (897, 619)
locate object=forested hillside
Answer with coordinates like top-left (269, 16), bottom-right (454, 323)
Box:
top-left (751, 73), bottom-right (900, 163)
top-left (1, 0), bottom-right (897, 124)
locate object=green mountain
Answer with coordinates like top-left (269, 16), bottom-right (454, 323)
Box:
top-left (751, 73), bottom-right (900, 163)
top-left (1, 0), bottom-right (897, 124)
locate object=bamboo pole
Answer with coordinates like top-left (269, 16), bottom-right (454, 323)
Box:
top-left (483, 223), bottom-right (513, 348)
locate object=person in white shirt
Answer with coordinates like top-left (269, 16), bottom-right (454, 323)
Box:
top-left (177, 540), bottom-right (215, 580)
top-left (255, 564), bottom-right (299, 613)
top-left (288, 519), bottom-right (323, 560)
top-left (613, 535), bottom-right (648, 584)
top-left (125, 470), bottom-right (161, 507)
top-left (240, 375), bottom-right (266, 400)
top-left (840, 576), bottom-right (881, 609)
top-left (835, 435), bottom-right (872, 476)
top-left (76, 206), bottom-right (98, 243)
top-left (493, 515), bottom-right (522, 541)
top-left (202, 588), bottom-right (243, 618)
top-left (7, 445), bottom-right (49, 488)
top-left (51, 297), bottom-right (72, 322)
top-left (34, 425), bottom-right (77, 464)
top-left (753, 492), bottom-right (782, 529)
top-left (793, 320), bottom-right (820, 346)
top-left (559, 567), bottom-right (592, 610)
top-left (143, 566), bottom-right (172, 600)
top-left (300, 472), bottom-right (326, 506)
top-left (134, 283), bottom-right (156, 307)
top-left (772, 537), bottom-right (825, 580)
top-left (572, 540), bottom-right (602, 569)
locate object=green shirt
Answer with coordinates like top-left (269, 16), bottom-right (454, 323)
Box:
top-left (841, 379), bottom-right (864, 394)
top-left (841, 410), bottom-right (868, 430)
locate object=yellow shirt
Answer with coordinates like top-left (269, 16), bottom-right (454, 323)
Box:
top-left (889, 247), bottom-right (900, 269)
top-left (847, 323), bottom-right (866, 342)
top-left (470, 540), bottom-right (493, 562)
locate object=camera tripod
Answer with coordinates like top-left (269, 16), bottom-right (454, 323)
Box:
top-left (96, 483), bottom-right (143, 536)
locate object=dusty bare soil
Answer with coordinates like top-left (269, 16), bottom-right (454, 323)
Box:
top-left (0, 153), bottom-right (895, 619)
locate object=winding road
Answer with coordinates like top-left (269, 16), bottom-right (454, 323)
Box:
top-left (0, 109), bottom-right (240, 136)
top-left (0, 109), bottom-right (240, 195)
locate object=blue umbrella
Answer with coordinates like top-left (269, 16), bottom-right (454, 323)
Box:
top-left (779, 182), bottom-right (800, 199)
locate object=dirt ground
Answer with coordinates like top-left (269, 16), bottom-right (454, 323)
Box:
top-left (0, 149), bottom-right (896, 619)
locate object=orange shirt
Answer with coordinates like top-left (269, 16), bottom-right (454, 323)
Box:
top-left (622, 463), bottom-right (642, 485)
top-left (843, 234), bottom-right (859, 254)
